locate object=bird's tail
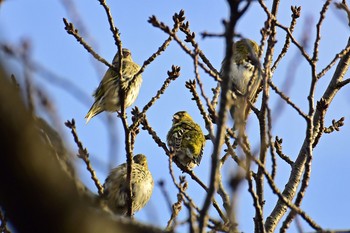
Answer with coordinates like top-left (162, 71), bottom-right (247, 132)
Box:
top-left (85, 103), bottom-right (103, 124)
top-left (231, 96), bottom-right (248, 136)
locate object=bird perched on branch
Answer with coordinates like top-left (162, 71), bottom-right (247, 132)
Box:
top-left (102, 154), bottom-right (153, 216)
top-left (85, 48), bottom-right (142, 123)
top-left (167, 111), bottom-right (206, 170)
top-left (220, 39), bottom-right (261, 133)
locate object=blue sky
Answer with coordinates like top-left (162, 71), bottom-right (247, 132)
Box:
top-left (1, 0), bottom-right (350, 232)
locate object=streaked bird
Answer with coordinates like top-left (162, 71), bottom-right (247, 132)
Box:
top-left (220, 39), bottom-right (261, 132)
top-left (167, 111), bottom-right (206, 170)
top-left (102, 154), bottom-right (153, 216)
top-left (85, 48), bottom-right (142, 123)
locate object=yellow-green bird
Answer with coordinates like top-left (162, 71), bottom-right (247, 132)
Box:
top-left (85, 48), bottom-right (142, 123)
top-left (166, 111), bottom-right (206, 170)
top-left (220, 39), bottom-right (261, 132)
top-left (102, 154), bottom-right (154, 216)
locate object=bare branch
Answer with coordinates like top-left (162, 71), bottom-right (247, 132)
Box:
top-left (185, 79), bottom-right (215, 140)
top-left (271, 5), bottom-right (301, 72)
top-left (313, 0), bottom-right (332, 63)
top-left (97, 0), bottom-right (123, 79)
top-left (275, 22), bottom-right (313, 64)
top-left (324, 117), bottom-right (345, 134)
top-left (130, 65), bottom-right (181, 131)
top-left (335, 0), bottom-right (350, 26)
top-left (317, 43), bottom-right (350, 79)
top-left (148, 11), bottom-right (221, 82)
top-left (268, 80), bottom-right (309, 120)
top-left (180, 21), bottom-right (220, 75)
top-left (62, 18), bottom-right (114, 69)
top-left (274, 137), bottom-right (294, 167)
top-left (65, 119), bottom-right (104, 195)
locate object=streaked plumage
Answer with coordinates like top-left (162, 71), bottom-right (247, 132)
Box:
top-left (220, 39), bottom-right (261, 132)
top-left (102, 154), bottom-right (153, 215)
top-left (85, 48), bottom-right (142, 123)
top-left (166, 111), bottom-right (206, 170)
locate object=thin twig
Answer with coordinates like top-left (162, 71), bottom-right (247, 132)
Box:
top-left (166, 153), bottom-right (186, 231)
top-left (97, 0), bottom-right (123, 78)
top-left (158, 180), bottom-right (173, 214)
top-left (185, 79), bottom-right (215, 139)
top-left (271, 5), bottom-right (301, 72)
top-left (274, 137), bottom-right (294, 167)
top-left (130, 65), bottom-right (180, 131)
top-left (180, 21), bottom-right (220, 75)
top-left (200, 31), bottom-right (225, 39)
top-left (268, 80), bottom-right (309, 120)
top-left (335, 0), bottom-right (350, 26)
top-left (312, 99), bottom-right (328, 148)
top-left (312, 0), bottom-right (332, 63)
top-left (318, 45), bottom-right (350, 79)
top-left (148, 11), bottom-right (221, 82)
top-left (275, 22), bottom-right (313, 65)
top-left (323, 117), bottom-right (345, 134)
top-left (64, 119), bottom-right (104, 195)
top-left (62, 18), bottom-right (114, 69)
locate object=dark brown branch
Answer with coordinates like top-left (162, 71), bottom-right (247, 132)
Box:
top-left (118, 110), bottom-right (134, 217)
top-left (185, 79), bottom-right (215, 139)
top-left (166, 154), bottom-right (187, 231)
top-left (312, 99), bottom-right (328, 148)
top-left (336, 77), bottom-right (350, 88)
top-left (266, 105), bottom-right (277, 180)
top-left (148, 11), bottom-right (221, 82)
top-left (135, 12), bottom-right (184, 78)
top-left (317, 44), bottom-right (350, 79)
top-left (130, 65), bottom-right (181, 131)
top-left (335, 0), bottom-right (350, 26)
top-left (312, 0), bottom-right (332, 63)
top-left (62, 18), bottom-right (114, 69)
top-left (65, 119), bottom-right (104, 196)
top-left (200, 31), bottom-right (225, 39)
top-left (324, 117), bottom-right (345, 134)
top-left (97, 0), bottom-right (123, 80)
top-left (269, 80), bottom-right (309, 120)
top-left (271, 5), bottom-right (301, 72)
top-left (275, 22), bottom-right (313, 65)
top-left (210, 83), bottom-right (221, 114)
top-left (274, 137), bottom-right (293, 166)
top-left (180, 22), bottom-right (220, 75)
top-left (256, 0), bottom-right (281, 230)
top-left (192, 50), bottom-right (217, 121)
